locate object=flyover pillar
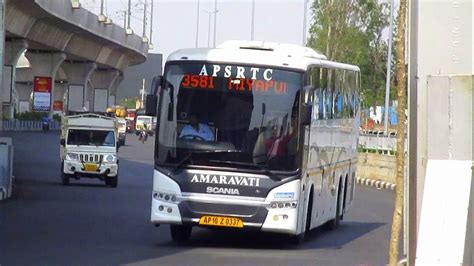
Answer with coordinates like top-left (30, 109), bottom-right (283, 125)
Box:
top-left (90, 69), bottom-right (119, 112)
top-left (25, 51), bottom-right (66, 118)
top-left (109, 73), bottom-right (124, 107)
top-left (3, 39), bottom-right (27, 118)
top-left (61, 61), bottom-right (96, 113)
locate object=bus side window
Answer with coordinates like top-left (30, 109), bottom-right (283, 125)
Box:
top-left (355, 71), bottom-right (361, 116)
top-left (348, 71), bottom-right (355, 118)
top-left (335, 69), bottom-right (343, 119)
top-left (327, 69), bottom-right (334, 119)
top-left (311, 67), bottom-right (321, 120)
top-left (321, 68), bottom-right (328, 119)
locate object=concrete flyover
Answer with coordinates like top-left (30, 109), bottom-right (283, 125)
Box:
top-left (1, 0), bottom-right (148, 119)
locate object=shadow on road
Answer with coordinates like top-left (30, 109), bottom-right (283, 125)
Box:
top-left (157, 220), bottom-right (384, 251)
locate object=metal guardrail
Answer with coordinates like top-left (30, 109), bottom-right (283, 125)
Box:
top-left (1, 120), bottom-right (60, 131)
top-left (359, 131), bottom-right (406, 154)
top-left (0, 138), bottom-right (13, 200)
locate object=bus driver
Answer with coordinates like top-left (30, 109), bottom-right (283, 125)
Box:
top-left (179, 113), bottom-right (215, 141)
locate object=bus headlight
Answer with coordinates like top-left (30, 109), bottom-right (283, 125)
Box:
top-left (103, 154), bottom-right (117, 163)
top-left (153, 191), bottom-right (179, 203)
top-left (268, 201), bottom-right (298, 209)
top-left (66, 153), bottom-right (79, 161)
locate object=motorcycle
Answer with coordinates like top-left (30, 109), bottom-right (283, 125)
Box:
top-left (42, 119), bottom-right (49, 133)
top-left (138, 130), bottom-right (148, 143)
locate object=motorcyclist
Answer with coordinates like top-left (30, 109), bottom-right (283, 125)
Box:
top-left (139, 123), bottom-right (148, 143)
top-left (42, 114), bottom-right (50, 133)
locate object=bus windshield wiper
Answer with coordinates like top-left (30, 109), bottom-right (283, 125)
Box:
top-left (172, 151), bottom-right (214, 174)
top-left (172, 152), bottom-right (195, 174)
top-left (208, 160), bottom-right (282, 182)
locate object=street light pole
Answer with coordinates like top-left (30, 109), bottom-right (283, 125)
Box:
top-left (142, 0), bottom-right (148, 39)
top-left (195, 0), bottom-right (200, 47)
top-left (251, 0), bottom-right (255, 40)
top-left (302, 0), bottom-right (308, 46)
top-left (123, 10), bottom-right (127, 28)
top-left (203, 10), bottom-right (212, 48)
top-left (149, 0), bottom-right (154, 47)
top-left (384, 0), bottom-right (395, 133)
top-left (100, 0), bottom-right (104, 16)
top-left (127, 0), bottom-right (131, 29)
top-left (213, 0), bottom-right (218, 47)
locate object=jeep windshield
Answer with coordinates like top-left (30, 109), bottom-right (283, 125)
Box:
top-left (154, 62), bottom-right (303, 172)
top-left (67, 129), bottom-right (116, 147)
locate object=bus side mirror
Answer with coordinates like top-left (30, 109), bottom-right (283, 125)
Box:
top-left (145, 95), bottom-right (158, 116)
top-left (301, 105), bottom-right (312, 126)
top-left (60, 139), bottom-right (65, 146)
top-left (151, 75), bottom-right (163, 95)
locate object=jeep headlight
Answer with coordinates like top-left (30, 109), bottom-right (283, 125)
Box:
top-left (103, 154), bottom-right (117, 163)
top-left (66, 153), bottom-right (79, 161)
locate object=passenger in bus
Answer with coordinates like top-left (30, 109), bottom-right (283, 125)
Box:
top-left (179, 113), bottom-right (215, 141)
top-left (251, 117), bottom-right (296, 165)
top-left (266, 120), bottom-right (297, 157)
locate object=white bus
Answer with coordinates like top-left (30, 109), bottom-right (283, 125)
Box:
top-left (147, 41), bottom-right (360, 243)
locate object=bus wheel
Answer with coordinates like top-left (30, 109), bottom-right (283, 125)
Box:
top-left (290, 188), bottom-right (313, 245)
top-left (327, 183), bottom-right (342, 230)
top-left (305, 188), bottom-right (314, 233)
top-left (290, 233), bottom-right (305, 245)
top-left (170, 225), bottom-right (192, 242)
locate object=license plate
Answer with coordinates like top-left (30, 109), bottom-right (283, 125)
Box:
top-left (199, 216), bottom-right (244, 228)
top-left (84, 163), bottom-right (98, 172)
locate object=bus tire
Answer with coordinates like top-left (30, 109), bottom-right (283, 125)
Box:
top-left (106, 175), bottom-right (118, 188)
top-left (305, 187), bottom-right (314, 233)
top-left (327, 182), bottom-right (342, 230)
top-left (290, 233), bottom-right (305, 245)
top-left (170, 225), bottom-right (192, 242)
top-left (341, 176), bottom-right (348, 221)
top-left (290, 187), bottom-right (313, 245)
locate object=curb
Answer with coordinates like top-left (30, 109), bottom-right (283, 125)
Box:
top-left (356, 177), bottom-right (396, 191)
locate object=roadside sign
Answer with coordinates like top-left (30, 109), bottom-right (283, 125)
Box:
top-left (33, 76), bottom-right (52, 111)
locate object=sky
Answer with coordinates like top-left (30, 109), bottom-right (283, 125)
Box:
top-left (81, 0), bottom-right (312, 64)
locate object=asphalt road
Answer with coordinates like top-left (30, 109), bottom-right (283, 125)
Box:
top-left (0, 131), bottom-right (395, 266)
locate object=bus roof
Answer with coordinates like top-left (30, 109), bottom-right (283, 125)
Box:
top-left (167, 40), bottom-right (360, 72)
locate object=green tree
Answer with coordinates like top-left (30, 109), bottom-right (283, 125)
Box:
top-left (308, 0), bottom-right (390, 109)
top-left (121, 97), bottom-right (138, 109)
top-left (389, 0), bottom-right (407, 263)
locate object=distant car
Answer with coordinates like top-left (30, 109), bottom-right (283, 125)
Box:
top-left (117, 118), bottom-right (127, 146)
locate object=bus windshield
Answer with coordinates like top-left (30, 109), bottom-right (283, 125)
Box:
top-left (155, 62), bottom-right (302, 172)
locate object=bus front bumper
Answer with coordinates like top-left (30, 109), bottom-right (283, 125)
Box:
top-left (150, 172), bottom-right (300, 235)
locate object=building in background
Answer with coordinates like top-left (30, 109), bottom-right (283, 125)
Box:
top-left (116, 53), bottom-right (162, 104)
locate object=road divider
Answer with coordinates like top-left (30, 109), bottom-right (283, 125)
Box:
top-left (356, 177), bottom-right (395, 191)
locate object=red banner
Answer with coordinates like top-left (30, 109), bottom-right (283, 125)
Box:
top-left (34, 77), bottom-right (52, 93)
top-left (53, 101), bottom-right (63, 111)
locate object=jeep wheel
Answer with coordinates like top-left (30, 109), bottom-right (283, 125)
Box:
top-left (61, 162), bottom-right (70, 186)
top-left (61, 172), bottom-right (70, 186)
top-left (106, 175), bottom-right (118, 188)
